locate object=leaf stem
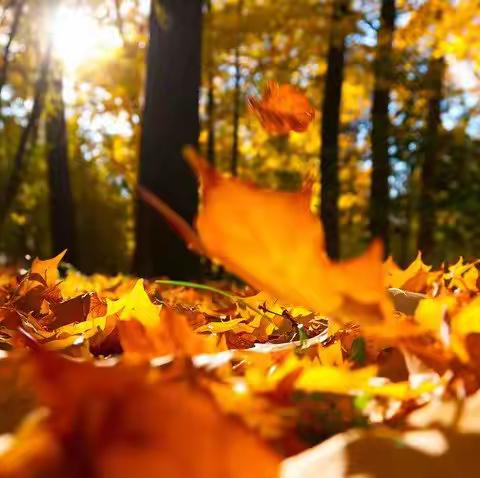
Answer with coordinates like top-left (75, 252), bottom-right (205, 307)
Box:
top-left (154, 280), bottom-right (262, 316)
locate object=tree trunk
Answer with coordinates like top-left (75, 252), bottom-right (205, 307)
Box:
top-left (113, 0), bottom-right (126, 44)
top-left (133, 0), bottom-right (202, 279)
top-left (231, 0), bottom-right (243, 176)
top-left (320, 0), bottom-right (350, 259)
top-left (206, 0), bottom-right (216, 165)
top-left (46, 65), bottom-right (77, 264)
top-left (417, 56), bottom-right (445, 259)
top-left (369, 0), bottom-right (396, 254)
top-left (0, 0), bottom-right (25, 100)
top-left (0, 40), bottom-right (51, 229)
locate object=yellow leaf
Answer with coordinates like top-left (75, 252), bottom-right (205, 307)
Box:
top-left (451, 297), bottom-right (480, 362)
top-left (317, 341), bottom-right (344, 367)
top-left (296, 365), bottom-right (378, 395)
top-left (297, 364), bottom-right (436, 399)
top-left (105, 279), bottom-right (160, 328)
top-left (30, 250), bottom-right (67, 287)
top-left (414, 296), bottom-right (456, 334)
top-left (386, 252), bottom-right (432, 293)
top-left (446, 257), bottom-right (479, 292)
top-left (451, 297), bottom-right (480, 336)
top-left (196, 318), bottom-right (247, 333)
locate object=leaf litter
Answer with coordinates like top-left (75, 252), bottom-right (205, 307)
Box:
top-left (1, 84), bottom-right (480, 476)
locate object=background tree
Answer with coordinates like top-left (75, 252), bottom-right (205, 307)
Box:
top-left (133, 0), bottom-right (203, 278)
top-left (205, 0), bottom-right (216, 165)
top-left (230, 0), bottom-right (243, 176)
top-left (417, 55), bottom-right (445, 259)
top-left (320, 0), bottom-right (351, 259)
top-left (0, 0), bottom-right (480, 271)
top-left (369, 0), bottom-right (396, 253)
top-left (0, 0), bottom-right (25, 99)
top-left (45, 63), bottom-right (77, 263)
top-left (0, 39), bottom-right (51, 230)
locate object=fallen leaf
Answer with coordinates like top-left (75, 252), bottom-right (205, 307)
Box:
top-left (20, 351), bottom-right (281, 478)
top-left (386, 253), bottom-right (438, 293)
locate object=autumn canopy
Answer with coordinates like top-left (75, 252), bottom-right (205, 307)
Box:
top-left (1, 0), bottom-right (480, 476)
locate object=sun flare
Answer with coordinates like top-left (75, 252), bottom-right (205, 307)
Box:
top-left (51, 6), bottom-right (122, 73)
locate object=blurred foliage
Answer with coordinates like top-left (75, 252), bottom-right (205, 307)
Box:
top-left (0, 0), bottom-right (479, 270)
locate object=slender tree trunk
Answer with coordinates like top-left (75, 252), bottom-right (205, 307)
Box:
top-left (0, 40), bottom-right (51, 229)
top-left (417, 56), bottom-right (445, 258)
top-left (113, 0), bottom-right (126, 45)
top-left (206, 0), bottom-right (216, 165)
top-left (46, 65), bottom-right (77, 263)
top-left (0, 0), bottom-right (25, 101)
top-left (400, 163), bottom-right (415, 267)
top-left (369, 0), bottom-right (396, 254)
top-left (133, 0), bottom-right (202, 279)
top-left (320, 0), bottom-right (350, 259)
top-left (231, 0), bottom-right (243, 176)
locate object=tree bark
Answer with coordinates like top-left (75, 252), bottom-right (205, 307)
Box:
top-left (231, 0), bottom-right (243, 176)
top-left (206, 0), bottom-right (216, 165)
top-left (369, 0), bottom-right (396, 254)
top-left (417, 56), bottom-right (445, 259)
top-left (0, 40), bottom-right (51, 229)
top-left (0, 0), bottom-right (25, 100)
top-left (320, 0), bottom-right (351, 259)
top-left (133, 0), bottom-right (202, 279)
top-left (46, 65), bottom-right (77, 263)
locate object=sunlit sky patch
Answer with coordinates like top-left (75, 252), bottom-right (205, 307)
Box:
top-left (52, 5), bottom-right (123, 73)
top-left (49, 4), bottom-right (139, 162)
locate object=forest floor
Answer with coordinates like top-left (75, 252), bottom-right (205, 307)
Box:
top-left (1, 248), bottom-right (480, 477)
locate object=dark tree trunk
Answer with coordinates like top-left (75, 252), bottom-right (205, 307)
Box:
top-left (0, 40), bottom-right (51, 229)
top-left (417, 56), bottom-right (445, 259)
top-left (206, 0), bottom-right (216, 165)
top-left (133, 0), bottom-right (202, 279)
top-left (46, 65), bottom-right (77, 263)
top-left (231, 0), bottom-right (243, 176)
top-left (0, 0), bottom-right (25, 100)
top-left (320, 0), bottom-right (350, 259)
top-left (369, 0), bottom-right (396, 254)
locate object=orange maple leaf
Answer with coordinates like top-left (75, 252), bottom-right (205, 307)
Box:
top-left (248, 80), bottom-right (315, 134)
top-left (185, 148), bottom-right (391, 325)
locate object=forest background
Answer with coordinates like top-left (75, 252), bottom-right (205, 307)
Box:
top-left (0, 0), bottom-right (479, 277)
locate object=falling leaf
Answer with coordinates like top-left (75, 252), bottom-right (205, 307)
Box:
top-left (185, 148), bottom-right (391, 326)
top-left (248, 81), bottom-right (315, 134)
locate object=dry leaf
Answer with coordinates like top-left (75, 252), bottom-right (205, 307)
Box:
top-left (19, 351), bottom-right (281, 478)
top-left (185, 148), bottom-right (391, 326)
top-left (248, 81), bottom-right (315, 134)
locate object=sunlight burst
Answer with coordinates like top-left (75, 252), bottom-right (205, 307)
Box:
top-left (51, 6), bottom-right (122, 73)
